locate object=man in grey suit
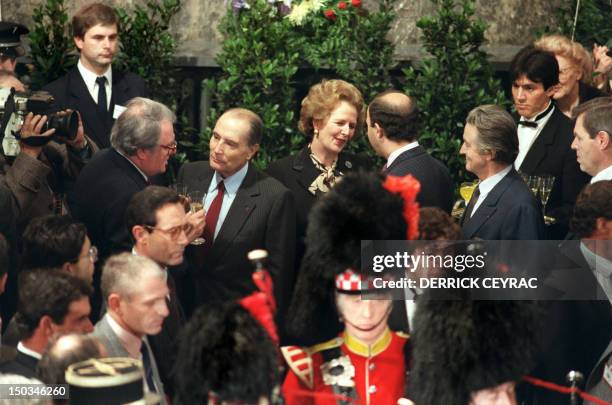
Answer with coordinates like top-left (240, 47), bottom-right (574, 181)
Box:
top-left (367, 90), bottom-right (454, 213)
top-left (178, 108), bottom-right (296, 320)
top-left (92, 253), bottom-right (169, 404)
top-left (460, 104), bottom-right (544, 240)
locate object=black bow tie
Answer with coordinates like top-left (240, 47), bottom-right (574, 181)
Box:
top-left (518, 102), bottom-right (555, 129)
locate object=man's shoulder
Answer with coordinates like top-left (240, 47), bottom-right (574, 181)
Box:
top-left (43, 67), bottom-right (79, 92)
top-left (113, 70), bottom-right (146, 86)
top-left (253, 166), bottom-right (292, 196)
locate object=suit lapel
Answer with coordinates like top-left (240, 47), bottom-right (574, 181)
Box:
top-left (519, 109), bottom-right (560, 173)
top-left (462, 170), bottom-right (516, 238)
top-left (293, 148), bottom-right (320, 192)
top-left (207, 164), bottom-right (259, 264)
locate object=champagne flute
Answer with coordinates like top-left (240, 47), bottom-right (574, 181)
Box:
top-left (170, 183), bottom-right (190, 212)
top-left (539, 175), bottom-right (555, 224)
top-left (187, 189), bottom-right (206, 245)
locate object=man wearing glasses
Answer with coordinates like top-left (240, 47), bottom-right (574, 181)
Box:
top-left (125, 185), bottom-right (203, 397)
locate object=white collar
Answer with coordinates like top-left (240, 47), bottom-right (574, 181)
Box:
top-left (591, 165), bottom-right (612, 184)
top-left (478, 165), bottom-right (513, 196)
top-left (78, 60), bottom-right (112, 92)
top-left (17, 341), bottom-right (42, 360)
top-left (386, 141), bottom-right (420, 168)
top-left (114, 149), bottom-right (149, 182)
top-left (105, 312), bottom-right (143, 359)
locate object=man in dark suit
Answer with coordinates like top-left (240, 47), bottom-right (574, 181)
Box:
top-left (125, 186), bottom-right (204, 396)
top-left (44, 3), bottom-right (147, 149)
top-left (460, 104), bottom-right (544, 240)
top-left (178, 108), bottom-right (295, 317)
top-left (0, 269), bottom-right (93, 378)
top-left (93, 253), bottom-right (168, 404)
top-left (510, 46), bottom-right (590, 238)
top-left (367, 90), bottom-right (454, 213)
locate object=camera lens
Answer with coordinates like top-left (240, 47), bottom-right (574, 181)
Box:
top-left (45, 110), bottom-right (79, 140)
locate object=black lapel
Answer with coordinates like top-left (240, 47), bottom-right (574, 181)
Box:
top-left (519, 109), bottom-right (560, 173)
top-left (207, 163), bottom-right (259, 263)
top-left (293, 147), bottom-right (319, 193)
top-left (462, 169), bottom-right (517, 238)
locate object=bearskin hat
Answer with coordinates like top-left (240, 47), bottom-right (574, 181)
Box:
top-left (173, 302), bottom-right (279, 405)
top-left (409, 298), bottom-right (541, 404)
top-left (286, 170), bottom-right (419, 342)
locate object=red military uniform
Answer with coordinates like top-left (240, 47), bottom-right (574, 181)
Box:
top-left (282, 328), bottom-right (408, 405)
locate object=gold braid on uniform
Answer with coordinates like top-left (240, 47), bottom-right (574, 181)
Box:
top-left (308, 147), bottom-right (343, 195)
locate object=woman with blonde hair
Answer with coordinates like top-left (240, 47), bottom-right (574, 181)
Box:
top-left (535, 34), bottom-right (604, 117)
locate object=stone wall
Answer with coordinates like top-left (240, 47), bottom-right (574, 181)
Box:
top-left (1, 0), bottom-right (562, 66)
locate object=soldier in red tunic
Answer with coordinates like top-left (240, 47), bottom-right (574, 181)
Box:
top-left (281, 171), bottom-right (421, 405)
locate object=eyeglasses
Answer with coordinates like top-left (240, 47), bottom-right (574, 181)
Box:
top-left (159, 141), bottom-right (178, 154)
top-left (74, 246), bottom-right (98, 263)
top-left (144, 223), bottom-right (191, 240)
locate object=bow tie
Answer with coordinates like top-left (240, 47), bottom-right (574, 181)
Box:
top-left (518, 102), bottom-right (555, 129)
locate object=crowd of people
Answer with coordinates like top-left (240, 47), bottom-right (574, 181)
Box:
top-left (0, 2), bottom-right (611, 404)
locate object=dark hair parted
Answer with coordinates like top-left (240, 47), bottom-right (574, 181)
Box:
top-left (125, 186), bottom-right (183, 235)
top-left (368, 90), bottom-right (419, 142)
top-left (299, 79), bottom-right (364, 139)
top-left (570, 180), bottom-right (612, 238)
top-left (221, 108), bottom-right (264, 145)
top-left (72, 3), bottom-right (119, 39)
top-left (509, 45), bottom-right (559, 90)
top-left (466, 104), bottom-right (518, 164)
top-left (16, 269), bottom-right (92, 338)
top-left (22, 215), bottom-right (88, 270)
top-left (418, 207), bottom-right (462, 240)
top-left (572, 96), bottom-right (612, 139)
top-left (173, 302), bottom-right (279, 405)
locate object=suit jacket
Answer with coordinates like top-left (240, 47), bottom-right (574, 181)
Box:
top-left (0, 350), bottom-right (38, 378)
top-left (178, 161), bottom-right (296, 314)
top-left (71, 148), bottom-right (148, 260)
top-left (92, 315), bottom-right (167, 405)
top-left (461, 168), bottom-right (544, 240)
top-left (585, 340), bottom-right (612, 405)
top-left (517, 107), bottom-right (590, 237)
top-left (384, 145), bottom-right (454, 213)
top-left (44, 67), bottom-right (147, 149)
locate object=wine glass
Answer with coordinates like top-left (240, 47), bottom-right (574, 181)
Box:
top-left (453, 181), bottom-right (478, 220)
top-left (538, 175), bottom-right (555, 224)
top-left (170, 183), bottom-right (190, 212)
top-left (187, 189), bottom-right (206, 245)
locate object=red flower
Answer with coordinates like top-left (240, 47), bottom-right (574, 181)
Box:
top-left (383, 175), bottom-right (421, 240)
top-left (351, 0), bottom-right (361, 7)
top-left (338, 1), bottom-right (347, 9)
top-left (324, 9), bottom-right (336, 21)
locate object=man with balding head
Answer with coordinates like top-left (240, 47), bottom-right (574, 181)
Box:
top-left (571, 97), bottom-right (612, 183)
top-left (178, 108), bottom-right (295, 316)
top-left (367, 90), bottom-right (454, 213)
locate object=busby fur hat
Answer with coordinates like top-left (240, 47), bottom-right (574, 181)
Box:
top-left (173, 302), bottom-right (279, 405)
top-left (287, 171), bottom-right (419, 341)
top-left (410, 298), bottom-right (541, 404)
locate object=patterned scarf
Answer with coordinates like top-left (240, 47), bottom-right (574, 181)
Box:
top-left (308, 150), bottom-right (342, 195)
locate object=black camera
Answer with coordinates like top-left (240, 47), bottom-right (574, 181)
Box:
top-left (0, 87), bottom-right (79, 149)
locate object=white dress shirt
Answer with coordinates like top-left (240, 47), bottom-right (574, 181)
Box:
top-left (514, 102), bottom-right (555, 170)
top-left (386, 141), bottom-right (420, 168)
top-left (77, 59), bottom-right (112, 109)
top-left (471, 165), bottom-right (513, 217)
top-left (591, 165), bottom-right (612, 183)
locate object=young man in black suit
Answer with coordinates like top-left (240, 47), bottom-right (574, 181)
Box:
top-left (460, 104), bottom-right (544, 240)
top-left (178, 108), bottom-right (296, 319)
top-left (366, 90), bottom-right (454, 213)
top-left (44, 3), bottom-right (147, 149)
top-left (510, 45), bottom-right (590, 238)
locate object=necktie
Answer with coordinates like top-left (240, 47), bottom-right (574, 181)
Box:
top-left (140, 340), bottom-right (157, 393)
top-left (463, 186), bottom-right (481, 221)
top-left (96, 76), bottom-right (107, 115)
top-left (202, 181), bottom-right (225, 250)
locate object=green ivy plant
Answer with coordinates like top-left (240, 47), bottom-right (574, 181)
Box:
top-left (403, 0), bottom-right (507, 184)
top-left (114, 0), bottom-right (181, 107)
top-left (29, 0), bottom-right (76, 90)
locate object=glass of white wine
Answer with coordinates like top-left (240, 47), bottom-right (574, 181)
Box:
top-left (187, 189), bottom-right (206, 245)
top-left (538, 175), bottom-right (555, 224)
